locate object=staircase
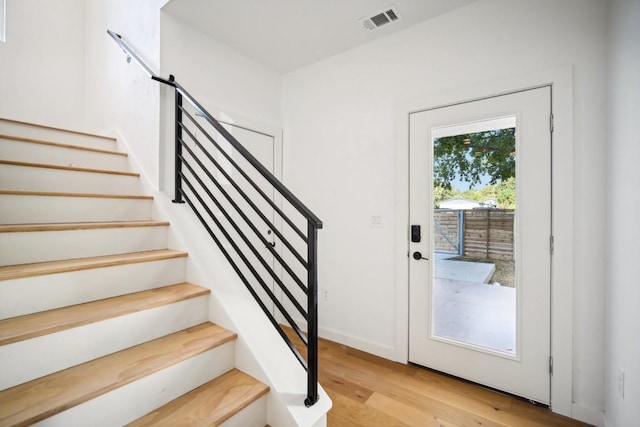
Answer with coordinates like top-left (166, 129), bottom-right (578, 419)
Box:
top-left (0, 118), bottom-right (269, 426)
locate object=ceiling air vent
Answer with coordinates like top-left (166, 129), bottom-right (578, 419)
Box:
top-left (359, 5), bottom-right (401, 31)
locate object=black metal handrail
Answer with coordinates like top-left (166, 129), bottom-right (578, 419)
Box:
top-left (108, 30), bottom-right (322, 406)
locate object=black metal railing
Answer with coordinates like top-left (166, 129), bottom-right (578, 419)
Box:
top-left (108, 30), bottom-right (323, 406)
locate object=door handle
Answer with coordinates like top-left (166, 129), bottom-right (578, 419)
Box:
top-left (267, 229), bottom-right (275, 248)
top-left (412, 251), bottom-right (429, 261)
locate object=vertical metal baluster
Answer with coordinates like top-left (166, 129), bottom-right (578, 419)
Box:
top-left (173, 77), bottom-right (184, 204)
top-left (305, 221), bottom-right (319, 407)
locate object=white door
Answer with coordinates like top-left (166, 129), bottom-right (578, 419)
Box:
top-left (408, 87), bottom-right (552, 403)
top-left (215, 121), bottom-right (277, 313)
top-left (188, 112), bottom-right (278, 312)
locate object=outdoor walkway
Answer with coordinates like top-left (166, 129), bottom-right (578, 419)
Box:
top-left (433, 254), bottom-right (516, 354)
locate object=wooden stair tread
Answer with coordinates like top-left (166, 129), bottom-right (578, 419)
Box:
top-left (0, 249), bottom-right (187, 281)
top-left (0, 220), bottom-right (169, 233)
top-left (0, 282), bottom-right (210, 346)
top-left (128, 369), bottom-right (269, 426)
top-left (0, 118), bottom-right (117, 141)
top-left (0, 189), bottom-right (152, 200)
top-left (0, 134), bottom-right (124, 156)
top-left (0, 159), bottom-right (139, 177)
top-left (0, 323), bottom-right (237, 426)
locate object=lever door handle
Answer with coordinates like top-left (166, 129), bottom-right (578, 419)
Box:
top-left (412, 251), bottom-right (429, 261)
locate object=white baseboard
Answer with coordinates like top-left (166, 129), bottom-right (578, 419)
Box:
top-left (572, 403), bottom-right (605, 427)
top-left (286, 316), bottom-right (398, 362)
top-left (319, 326), bottom-right (397, 361)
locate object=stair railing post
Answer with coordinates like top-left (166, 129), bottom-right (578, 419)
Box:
top-left (305, 221), bottom-right (319, 407)
top-left (172, 75), bottom-right (185, 204)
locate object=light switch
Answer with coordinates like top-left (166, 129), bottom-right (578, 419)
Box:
top-left (370, 215), bottom-right (383, 228)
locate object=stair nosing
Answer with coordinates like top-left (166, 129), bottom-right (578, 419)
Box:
top-left (0, 159), bottom-right (139, 177)
top-left (0, 190), bottom-right (153, 200)
top-left (0, 118), bottom-right (117, 141)
top-left (0, 134), bottom-right (125, 156)
top-left (0, 282), bottom-right (211, 346)
top-left (0, 249), bottom-right (188, 281)
top-left (128, 369), bottom-right (270, 426)
top-left (0, 220), bottom-right (169, 233)
top-left (0, 323), bottom-right (237, 427)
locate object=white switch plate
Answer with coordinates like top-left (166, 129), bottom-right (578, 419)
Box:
top-left (370, 215), bottom-right (383, 228)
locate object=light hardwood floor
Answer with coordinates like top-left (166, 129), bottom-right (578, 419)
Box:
top-left (287, 330), bottom-right (592, 427)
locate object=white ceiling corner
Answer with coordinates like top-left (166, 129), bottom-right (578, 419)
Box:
top-left (162, 0), bottom-right (476, 74)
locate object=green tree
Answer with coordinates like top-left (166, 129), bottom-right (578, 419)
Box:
top-left (433, 185), bottom-right (459, 208)
top-left (433, 128), bottom-right (516, 188)
top-left (454, 179), bottom-right (515, 209)
top-left (496, 177), bottom-right (516, 208)
top-left (460, 185), bottom-right (495, 202)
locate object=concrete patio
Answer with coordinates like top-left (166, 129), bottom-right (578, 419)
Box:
top-left (432, 253), bottom-right (516, 354)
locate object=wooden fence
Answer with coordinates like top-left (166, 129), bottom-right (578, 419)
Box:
top-left (433, 209), bottom-right (515, 260)
top-left (463, 209), bottom-right (514, 260)
top-left (433, 210), bottom-right (461, 253)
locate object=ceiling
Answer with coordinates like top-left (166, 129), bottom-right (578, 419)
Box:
top-left (162, 0), bottom-right (476, 73)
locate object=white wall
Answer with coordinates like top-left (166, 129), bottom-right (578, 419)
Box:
top-left (282, 0), bottom-right (608, 419)
top-left (83, 0), bottom-right (168, 188)
top-left (160, 13), bottom-right (282, 125)
top-left (159, 12), bottom-right (282, 191)
top-left (0, 0), bottom-right (85, 129)
top-left (604, 0), bottom-right (640, 425)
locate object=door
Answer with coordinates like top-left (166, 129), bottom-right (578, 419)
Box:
top-left (215, 120), bottom-right (278, 313)
top-left (189, 111), bottom-right (278, 312)
top-left (408, 87), bottom-right (552, 403)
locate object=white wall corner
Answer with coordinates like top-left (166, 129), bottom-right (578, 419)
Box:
top-left (394, 103), bottom-right (411, 364)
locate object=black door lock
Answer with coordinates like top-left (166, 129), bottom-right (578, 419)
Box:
top-left (411, 225), bottom-right (421, 243)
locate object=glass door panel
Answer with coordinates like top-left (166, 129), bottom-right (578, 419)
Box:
top-left (431, 117), bottom-right (517, 356)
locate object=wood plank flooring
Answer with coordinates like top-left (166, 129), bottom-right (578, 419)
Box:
top-left (286, 329), bottom-right (592, 427)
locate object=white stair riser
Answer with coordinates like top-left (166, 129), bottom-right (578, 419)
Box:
top-left (0, 138), bottom-right (129, 171)
top-left (32, 344), bottom-right (235, 426)
top-left (0, 257), bottom-right (187, 320)
top-left (221, 395), bottom-right (268, 427)
top-left (0, 296), bottom-right (210, 391)
top-left (0, 226), bottom-right (169, 266)
top-left (0, 164), bottom-right (143, 195)
top-left (0, 194), bottom-right (153, 224)
top-left (0, 120), bottom-right (117, 152)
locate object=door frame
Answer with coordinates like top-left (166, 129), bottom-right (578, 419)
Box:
top-left (394, 66), bottom-right (573, 416)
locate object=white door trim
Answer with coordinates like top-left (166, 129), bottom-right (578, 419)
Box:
top-left (394, 65), bottom-right (573, 416)
top-left (160, 99), bottom-right (283, 194)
